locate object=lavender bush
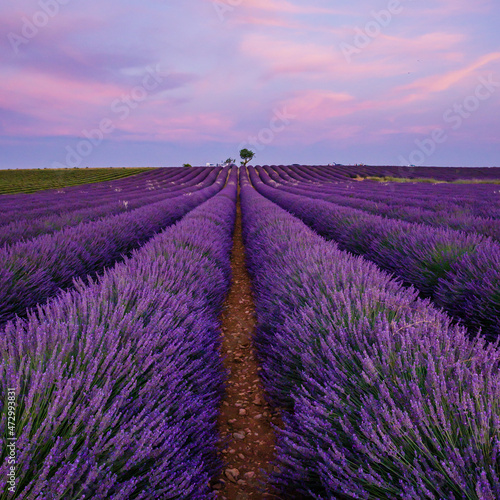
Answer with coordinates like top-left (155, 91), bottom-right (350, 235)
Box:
top-left (240, 167), bottom-right (500, 499)
top-left (0, 167), bottom-right (237, 499)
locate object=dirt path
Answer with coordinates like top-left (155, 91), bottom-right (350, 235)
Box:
top-left (213, 197), bottom-right (281, 499)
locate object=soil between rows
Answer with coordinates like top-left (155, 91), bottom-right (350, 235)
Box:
top-left (213, 196), bottom-right (282, 499)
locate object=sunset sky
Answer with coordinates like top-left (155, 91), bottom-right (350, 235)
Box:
top-left (1, 0), bottom-right (499, 168)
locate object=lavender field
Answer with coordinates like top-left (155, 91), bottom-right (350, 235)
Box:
top-left (1, 165), bottom-right (500, 499)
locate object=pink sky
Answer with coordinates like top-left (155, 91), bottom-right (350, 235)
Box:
top-left (0, 0), bottom-right (499, 168)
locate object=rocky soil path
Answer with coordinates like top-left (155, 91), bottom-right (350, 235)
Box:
top-left (213, 197), bottom-right (282, 499)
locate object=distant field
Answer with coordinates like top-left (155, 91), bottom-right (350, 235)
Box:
top-left (252, 164), bottom-right (500, 182)
top-left (364, 175), bottom-right (500, 184)
top-left (345, 165), bottom-right (500, 182)
top-left (0, 167), bottom-right (155, 195)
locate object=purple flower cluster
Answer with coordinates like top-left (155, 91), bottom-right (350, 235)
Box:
top-left (0, 167), bottom-right (238, 499)
top-left (240, 167), bottom-right (500, 499)
top-left (249, 167), bottom-right (500, 340)
top-left (0, 168), bottom-right (215, 248)
top-left (0, 167), bottom-right (228, 326)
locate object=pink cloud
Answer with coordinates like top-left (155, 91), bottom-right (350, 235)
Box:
top-left (240, 34), bottom-right (339, 76)
top-left (396, 52), bottom-right (500, 99)
top-left (212, 0), bottom-right (342, 15)
top-left (426, 0), bottom-right (492, 15)
top-left (372, 32), bottom-right (465, 60)
top-left (0, 67), bottom-right (190, 137)
top-left (280, 90), bottom-right (354, 120)
top-left (115, 109), bottom-right (236, 143)
top-left (210, 0), bottom-right (352, 32)
top-left (0, 63), bottom-right (237, 143)
top-left (0, 71), bottom-right (120, 134)
top-left (239, 29), bottom-right (468, 83)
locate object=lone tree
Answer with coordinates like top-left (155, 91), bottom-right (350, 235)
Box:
top-left (240, 149), bottom-right (255, 167)
top-left (183, 163), bottom-right (193, 168)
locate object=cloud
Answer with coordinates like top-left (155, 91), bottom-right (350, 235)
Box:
top-left (0, 66), bottom-right (198, 138)
top-left (397, 52), bottom-right (500, 98)
top-left (238, 29), bottom-right (466, 85)
top-left (428, 0), bottom-right (492, 15)
top-left (212, 0), bottom-right (342, 16)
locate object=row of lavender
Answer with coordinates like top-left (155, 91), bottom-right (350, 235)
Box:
top-left (263, 165), bottom-right (500, 219)
top-left (258, 164), bottom-right (500, 231)
top-left (0, 167), bottom-right (227, 326)
top-left (0, 167), bottom-right (238, 499)
top-left (0, 167), bottom-right (216, 230)
top-left (268, 185), bottom-right (500, 239)
top-left (0, 168), bottom-right (216, 248)
top-left (260, 166), bottom-right (500, 251)
top-left (277, 163), bottom-right (500, 203)
top-left (21, 169), bottom-right (181, 203)
top-left (240, 167), bottom-right (500, 499)
top-left (350, 164), bottom-right (500, 181)
top-left (250, 167), bottom-right (500, 340)
top-left (0, 169), bottom-right (210, 230)
top-left (0, 167), bottom-right (187, 216)
top-left (258, 164), bottom-right (500, 182)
